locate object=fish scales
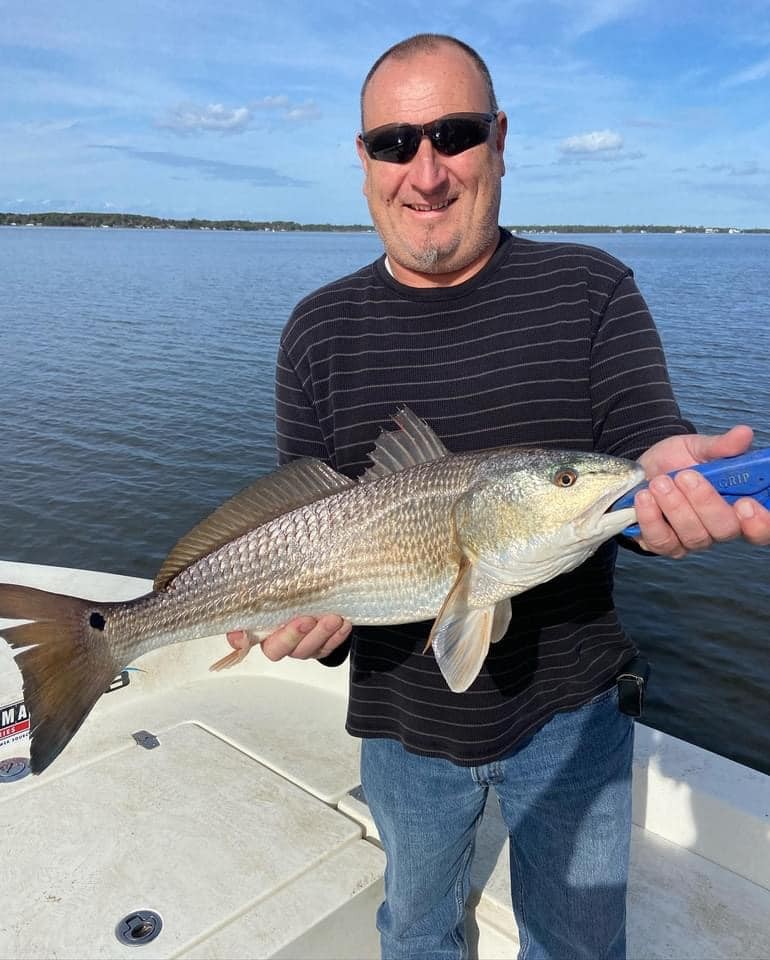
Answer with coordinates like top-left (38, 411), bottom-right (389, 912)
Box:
top-left (110, 453), bottom-right (483, 658)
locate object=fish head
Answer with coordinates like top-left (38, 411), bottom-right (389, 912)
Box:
top-left (454, 449), bottom-right (645, 593)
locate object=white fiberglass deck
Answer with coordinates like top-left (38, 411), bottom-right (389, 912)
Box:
top-left (0, 561), bottom-right (768, 959)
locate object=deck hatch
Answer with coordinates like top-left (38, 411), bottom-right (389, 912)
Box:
top-left (131, 729), bottom-right (160, 750)
top-left (0, 757), bottom-right (30, 782)
top-left (115, 910), bottom-right (163, 946)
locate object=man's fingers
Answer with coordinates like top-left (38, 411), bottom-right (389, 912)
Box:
top-left (260, 614), bottom-right (352, 662)
top-left (297, 616), bottom-right (353, 660)
top-left (226, 628), bottom-right (260, 652)
top-left (735, 497), bottom-right (770, 547)
top-left (672, 470), bottom-right (742, 543)
top-left (638, 425), bottom-right (755, 479)
top-left (634, 489), bottom-right (688, 558)
top-left (259, 616), bottom-right (317, 661)
top-left (643, 474), bottom-right (712, 552)
top-left (634, 467), bottom-right (762, 557)
top-left (695, 424), bottom-right (753, 463)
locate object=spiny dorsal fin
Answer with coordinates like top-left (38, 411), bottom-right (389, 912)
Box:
top-left (361, 406), bottom-right (450, 482)
top-left (154, 458), bottom-right (353, 590)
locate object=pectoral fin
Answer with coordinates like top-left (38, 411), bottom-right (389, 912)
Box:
top-left (427, 559), bottom-right (510, 693)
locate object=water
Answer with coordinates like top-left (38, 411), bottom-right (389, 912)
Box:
top-left (1, 226), bottom-right (768, 774)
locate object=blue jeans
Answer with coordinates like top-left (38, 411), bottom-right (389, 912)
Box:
top-left (360, 687), bottom-right (633, 960)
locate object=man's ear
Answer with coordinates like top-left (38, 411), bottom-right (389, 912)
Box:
top-left (355, 134), bottom-right (371, 197)
top-left (494, 111), bottom-right (507, 177)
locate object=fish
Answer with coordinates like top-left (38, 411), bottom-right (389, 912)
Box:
top-left (0, 407), bottom-right (644, 774)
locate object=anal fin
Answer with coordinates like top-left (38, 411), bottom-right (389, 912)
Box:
top-left (209, 629), bottom-right (264, 671)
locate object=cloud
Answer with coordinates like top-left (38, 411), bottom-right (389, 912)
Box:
top-left (92, 145), bottom-right (312, 187)
top-left (157, 95), bottom-right (321, 135)
top-left (554, 0), bottom-right (644, 38)
top-left (560, 130), bottom-right (624, 154)
top-left (557, 151), bottom-right (644, 167)
top-left (21, 119), bottom-right (81, 135)
top-left (699, 161), bottom-right (764, 177)
top-left (722, 56), bottom-right (770, 87)
top-left (252, 95), bottom-right (291, 110)
top-left (157, 102), bottom-right (252, 134)
top-left (284, 101), bottom-right (322, 122)
top-left (250, 95), bottom-right (321, 122)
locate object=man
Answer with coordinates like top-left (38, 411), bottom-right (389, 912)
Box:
top-left (232, 34), bottom-right (770, 960)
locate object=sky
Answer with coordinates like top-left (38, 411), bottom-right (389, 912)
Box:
top-left (3, 0), bottom-right (770, 228)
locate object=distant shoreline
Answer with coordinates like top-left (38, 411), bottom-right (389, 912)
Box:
top-left (1, 211), bottom-right (768, 235)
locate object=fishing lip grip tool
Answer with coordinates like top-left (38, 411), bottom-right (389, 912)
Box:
top-left (611, 447), bottom-right (770, 538)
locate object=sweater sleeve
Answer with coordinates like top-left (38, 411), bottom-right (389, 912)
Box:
top-left (274, 336), bottom-right (352, 666)
top-left (274, 340), bottom-right (329, 465)
top-left (589, 273), bottom-right (694, 460)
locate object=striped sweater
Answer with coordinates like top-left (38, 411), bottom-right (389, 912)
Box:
top-left (275, 229), bottom-right (691, 765)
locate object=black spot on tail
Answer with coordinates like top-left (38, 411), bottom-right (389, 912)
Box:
top-left (0, 584), bottom-right (121, 773)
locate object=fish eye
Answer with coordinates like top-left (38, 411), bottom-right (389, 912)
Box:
top-left (553, 468), bottom-right (578, 488)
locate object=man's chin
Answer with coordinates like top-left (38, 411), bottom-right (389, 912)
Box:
top-left (399, 235), bottom-right (463, 273)
top-left (409, 246), bottom-right (443, 272)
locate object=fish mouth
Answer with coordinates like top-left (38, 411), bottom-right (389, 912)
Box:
top-left (604, 467), bottom-right (647, 513)
top-left (576, 465), bottom-right (647, 537)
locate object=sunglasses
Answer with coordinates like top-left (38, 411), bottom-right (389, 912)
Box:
top-left (359, 112), bottom-right (497, 164)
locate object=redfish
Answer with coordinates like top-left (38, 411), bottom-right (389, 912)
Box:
top-left (0, 408), bottom-right (642, 773)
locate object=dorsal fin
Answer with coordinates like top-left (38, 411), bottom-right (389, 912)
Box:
top-left (154, 458), bottom-right (353, 590)
top-left (361, 406), bottom-right (450, 481)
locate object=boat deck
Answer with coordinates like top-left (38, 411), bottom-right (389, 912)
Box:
top-left (1, 563), bottom-right (768, 959)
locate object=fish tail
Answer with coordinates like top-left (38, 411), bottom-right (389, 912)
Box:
top-left (0, 583), bottom-right (121, 774)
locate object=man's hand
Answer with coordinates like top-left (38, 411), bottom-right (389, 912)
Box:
top-left (226, 614), bottom-right (352, 662)
top-left (635, 425), bottom-right (770, 557)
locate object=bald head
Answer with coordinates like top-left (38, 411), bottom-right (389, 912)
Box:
top-left (360, 34), bottom-right (498, 129)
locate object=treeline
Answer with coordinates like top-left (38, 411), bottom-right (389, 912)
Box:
top-left (0, 212), bottom-right (374, 232)
top-left (1, 212), bottom-right (766, 234)
top-left (507, 224), bottom-right (766, 235)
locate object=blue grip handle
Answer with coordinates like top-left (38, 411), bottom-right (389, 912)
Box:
top-left (613, 447), bottom-right (770, 537)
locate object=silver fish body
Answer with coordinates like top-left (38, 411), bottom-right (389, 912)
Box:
top-left (0, 408), bottom-right (643, 772)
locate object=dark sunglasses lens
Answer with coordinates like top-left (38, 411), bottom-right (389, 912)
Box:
top-left (433, 117), bottom-right (490, 156)
top-left (367, 125), bottom-right (421, 163)
top-left (363, 114), bottom-right (494, 163)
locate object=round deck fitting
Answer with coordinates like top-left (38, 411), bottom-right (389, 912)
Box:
top-left (115, 910), bottom-right (163, 946)
top-left (0, 758), bottom-right (30, 783)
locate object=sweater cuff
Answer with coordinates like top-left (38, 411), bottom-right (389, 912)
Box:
top-left (318, 637), bottom-right (351, 667)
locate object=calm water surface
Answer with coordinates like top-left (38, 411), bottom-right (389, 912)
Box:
top-left (1, 227), bottom-right (768, 773)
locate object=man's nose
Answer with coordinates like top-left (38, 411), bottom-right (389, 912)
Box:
top-left (407, 136), bottom-right (450, 192)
